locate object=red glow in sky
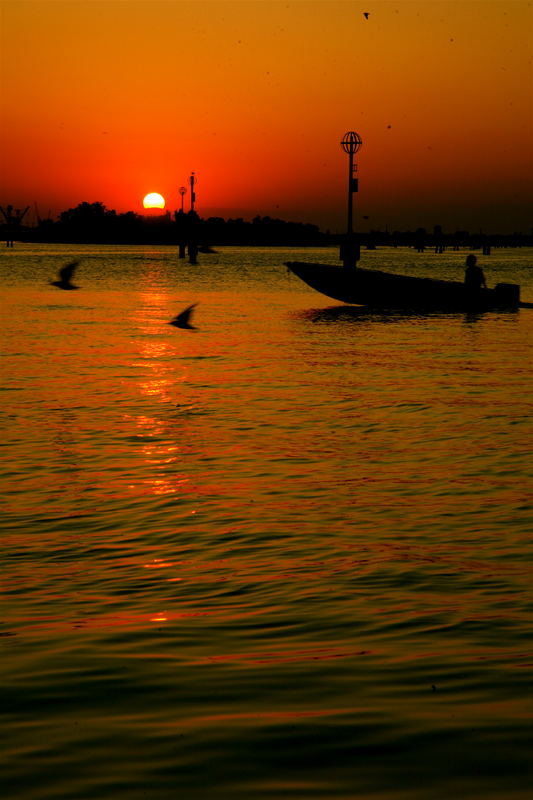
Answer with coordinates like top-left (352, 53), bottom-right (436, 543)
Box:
top-left (1, 1), bottom-right (531, 232)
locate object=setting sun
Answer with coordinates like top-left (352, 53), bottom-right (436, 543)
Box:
top-left (143, 192), bottom-right (165, 209)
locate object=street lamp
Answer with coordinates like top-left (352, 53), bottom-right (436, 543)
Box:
top-left (340, 131), bottom-right (362, 267)
top-left (179, 186), bottom-right (186, 212)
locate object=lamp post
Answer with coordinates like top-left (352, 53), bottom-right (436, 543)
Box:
top-left (340, 131), bottom-right (362, 267)
top-left (179, 186), bottom-right (186, 212)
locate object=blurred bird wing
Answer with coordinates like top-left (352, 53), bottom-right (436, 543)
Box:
top-left (59, 261), bottom-right (78, 282)
top-left (170, 303), bottom-right (197, 328)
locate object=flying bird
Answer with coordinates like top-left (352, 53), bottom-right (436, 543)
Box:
top-left (50, 261), bottom-right (79, 290)
top-left (363, 12), bottom-right (370, 19)
top-left (168, 303), bottom-right (197, 330)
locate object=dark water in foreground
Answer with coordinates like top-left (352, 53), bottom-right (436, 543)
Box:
top-left (1, 245), bottom-right (532, 799)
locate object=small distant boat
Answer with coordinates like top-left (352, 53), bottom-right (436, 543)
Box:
top-left (286, 262), bottom-right (522, 312)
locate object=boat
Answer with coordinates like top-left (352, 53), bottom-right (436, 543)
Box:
top-left (286, 261), bottom-right (522, 312)
top-left (286, 132), bottom-right (525, 312)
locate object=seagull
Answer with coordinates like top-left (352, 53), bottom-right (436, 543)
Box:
top-left (168, 303), bottom-right (197, 330)
top-left (50, 261), bottom-right (79, 290)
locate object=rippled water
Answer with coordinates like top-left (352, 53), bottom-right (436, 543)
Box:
top-left (2, 244), bottom-right (532, 799)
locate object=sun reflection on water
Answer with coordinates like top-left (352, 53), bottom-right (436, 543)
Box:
top-left (118, 284), bottom-right (204, 496)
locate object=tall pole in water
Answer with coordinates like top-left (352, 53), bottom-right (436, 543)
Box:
top-left (340, 131), bottom-right (362, 268)
top-left (187, 173), bottom-right (198, 264)
top-left (189, 172), bottom-right (196, 212)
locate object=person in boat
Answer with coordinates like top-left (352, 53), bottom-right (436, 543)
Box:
top-left (464, 254), bottom-right (486, 292)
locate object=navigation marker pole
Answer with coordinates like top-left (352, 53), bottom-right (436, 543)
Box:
top-left (340, 131), bottom-right (362, 268)
top-left (188, 172), bottom-right (198, 264)
top-left (189, 172), bottom-right (196, 212)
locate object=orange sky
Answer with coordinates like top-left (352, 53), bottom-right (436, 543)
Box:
top-left (1, 1), bottom-right (531, 232)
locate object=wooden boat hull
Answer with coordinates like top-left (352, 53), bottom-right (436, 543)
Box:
top-left (286, 262), bottom-right (521, 311)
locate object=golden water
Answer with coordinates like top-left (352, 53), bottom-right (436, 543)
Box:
top-left (2, 245), bottom-right (532, 799)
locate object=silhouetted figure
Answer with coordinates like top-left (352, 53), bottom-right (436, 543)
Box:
top-left (0, 204), bottom-right (30, 246)
top-left (464, 254), bottom-right (486, 288)
top-left (168, 303), bottom-right (197, 330)
top-left (50, 261), bottom-right (79, 290)
top-left (464, 254), bottom-right (486, 305)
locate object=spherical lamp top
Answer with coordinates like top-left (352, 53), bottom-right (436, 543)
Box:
top-left (341, 131), bottom-right (362, 155)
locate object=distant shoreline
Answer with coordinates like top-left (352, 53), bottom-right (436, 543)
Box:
top-left (2, 202), bottom-right (532, 249)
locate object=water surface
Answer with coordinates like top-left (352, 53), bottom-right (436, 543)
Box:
top-left (2, 244), bottom-right (532, 799)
